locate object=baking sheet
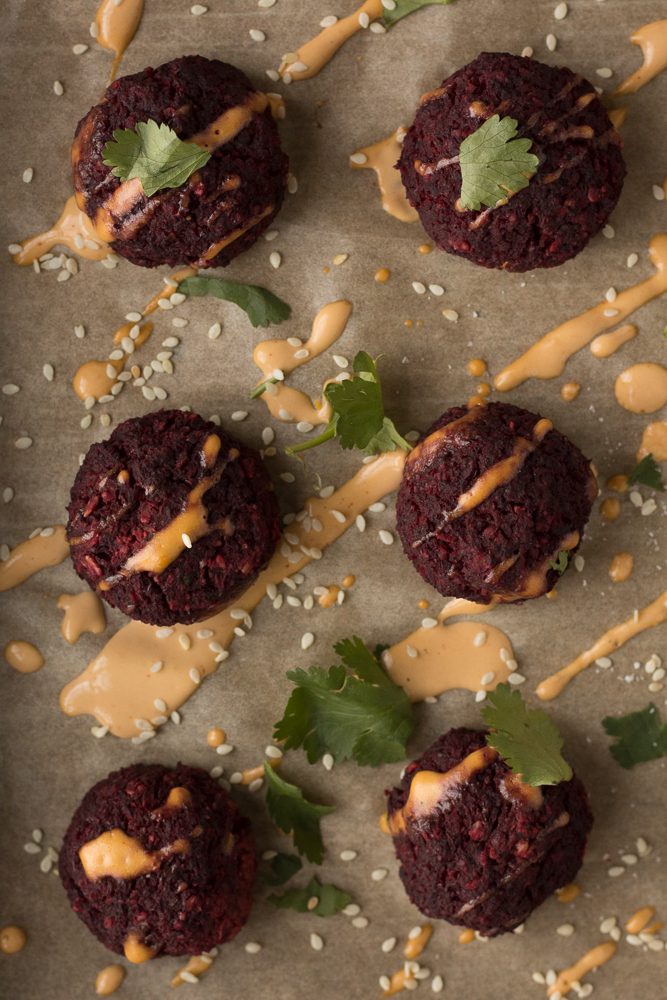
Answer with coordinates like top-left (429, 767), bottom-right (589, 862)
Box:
top-left (1, 1), bottom-right (666, 998)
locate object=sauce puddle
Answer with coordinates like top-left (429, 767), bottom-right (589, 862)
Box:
top-left (279, 0), bottom-right (384, 81)
top-left (171, 953), bottom-right (216, 988)
top-left (494, 234), bottom-right (667, 391)
top-left (616, 20), bottom-right (667, 95)
top-left (0, 526), bottom-right (69, 592)
top-left (547, 941), bottom-right (616, 997)
top-left (614, 362), bottom-right (667, 413)
top-left (350, 129), bottom-right (418, 223)
top-left (537, 589), bottom-right (667, 700)
top-left (58, 592), bottom-right (107, 644)
top-left (60, 452), bottom-right (407, 737)
top-left (4, 641), bottom-right (44, 674)
top-left (95, 0), bottom-right (145, 81)
top-left (12, 196), bottom-right (110, 267)
top-left (637, 420), bottom-right (667, 461)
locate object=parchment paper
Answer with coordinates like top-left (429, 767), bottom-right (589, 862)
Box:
top-left (1, 2), bottom-right (666, 998)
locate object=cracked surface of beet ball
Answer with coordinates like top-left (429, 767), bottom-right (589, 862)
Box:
top-left (395, 401), bottom-right (597, 604)
top-left (399, 51), bottom-right (625, 271)
top-left (72, 55), bottom-right (288, 268)
top-left (67, 409), bottom-right (281, 626)
top-left (386, 728), bottom-right (592, 936)
top-left (59, 763), bottom-right (257, 959)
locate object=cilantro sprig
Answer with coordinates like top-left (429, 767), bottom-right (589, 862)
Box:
top-left (481, 684), bottom-right (573, 786)
top-left (269, 876), bottom-right (352, 917)
top-left (179, 276), bottom-right (291, 329)
top-left (260, 851), bottom-right (302, 886)
top-left (103, 120), bottom-right (211, 198)
top-left (285, 352), bottom-right (410, 456)
top-left (381, 0), bottom-right (455, 29)
top-left (629, 453), bottom-right (665, 492)
top-left (548, 551), bottom-right (570, 574)
top-left (459, 115), bottom-right (539, 211)
top-left (602, 703), bottom-right (667, 769)
top-left (273, 637), bottom-right (415, 767)
top-left (263, 765), bottom-right (334, 864)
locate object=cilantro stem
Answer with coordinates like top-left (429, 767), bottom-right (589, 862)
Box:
top-left (285, 425), bottom-right (336, 456)
top-left (250, 377), bottom-right (278, 400)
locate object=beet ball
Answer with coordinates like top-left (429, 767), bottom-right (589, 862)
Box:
top-left (399, 51), bottom-right (625, 271)
top-left (396, 402), bottom-right (596, 604)
top-left (72, 55), bottom-right (288, 268)
top-left (67, 409), bottom-right (281, 626)
top-left (386, 728), bottom-right (592, 936)
top-left (59, 763), bottom-right (257, 959)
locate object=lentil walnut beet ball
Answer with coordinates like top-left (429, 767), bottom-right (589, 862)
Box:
top-left (67, 409), bottom-right (281, 626)
top-left (59, 763), bottom-right (257, 959)
top-left (395, 402), bottom-right (597, 604)
top-left (399, 52), bottom-right (625, 271)
top-left (72, 55), bottom-right (288, 268)
top-left (386, 729), bottom-right (593, 936)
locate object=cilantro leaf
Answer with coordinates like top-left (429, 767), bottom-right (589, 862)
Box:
top-left (629, 453), bottom-right (665, 492)
top-left (481, 684), bottom-right (573, 786)
top-left (102, 120), bottom-right (211, 198)
top-left (260, 852), bottom-right (303, 886)
top-left (382, 0), bottom-right (455, 29)
top-left (285, 352), bottom-right (410, 456)
top-left (269, 876), bottom-right (352, 917)
top-left (179, 276), bottom-right (291, 329)
top-left (273, 636), bottom-right (415, 767)
top-left (459, 115), bottom-right (539, 211)
top-left (263, 765), bottom-right (334, 864)
top-left (548, 551), bottom-right (570, 574)
top-left (602, 703), bottom-right (667, 769)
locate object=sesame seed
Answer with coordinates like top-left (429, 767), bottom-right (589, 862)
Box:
top-left (91, 725), bottom-right (109, 738)
top-left (343, 904), bottom-right (360, 918)
top-left (371, 868), bottom-right (388, 881)
top-left (4, 487), bottom-right (16, 504)
top-left (508, 672), bottom-right (526, 685)
top-left (379, 530), bottom-right (394, 545)
top-left (333, 253), bottom-right (349, 266)
top-left (546, 33), bottom-right (557, 51)
top-left (412, 281), bottom-right (426, 294)
top-left (442, 309), bottom-right (459, 322)
top-left (352, 916), bottom-right (369, 929)
top-left (521, 46), bottom-right (534, 57)
top-left (480, 670), bottom-right (495, 686)
top-left (53, 80), bottom-right (64, 96)
top-left (432, 976), bottom-right (444, 994)
top-left (24, 842), bottom-right (41, 855)
top-left (2, 383), bottom-right (19, 395)
top-left (333, 355), bottom-right (349, 369)
top-left (189, 668), bottom-right (201, 685)
top-left (429, 284), bottom-right (444, 296)
top-left (178, 634), bottom-right (191, 651)
top-left (190, 4), bottom-right (208, 14)
top-left (270, 251), bottom-right (282, 269)
top-left (596, 67), bottom-right (613, 78)
top-left (595, 656), bottom-right (612, 668)
top-left (258, 0), bottom-right (276, 7)
top-left (207, 322), bottom-right (222, 340)
top-left (245, 942), bottom-right (262, 954)
top-left (554, 2), bottom-right (567, 19)
top-left (265, 745), bottom-right (283, 759)
top-left (262, 427), bottom-right (275, 446)
top-left (171, 711), bottom-right (181, 725)
top-left (422, 618), bottom-right (438, 629)
top-left (608, 866), bottom-right (625, 877)
top-left (602, 224), bottom-right (615, 238)
top-left (358, 11), bottom-right (370, 27)
top-left (350, 152), bottom-right (367, 165)
top-left (381, 0), bottom-right (396, 8)
top-left (652, 184), bottom-right (666, 201)
top-left (320, 15), bottom-right (338, 28)
top-left (557, 924), bottom-right (575, 936)
top-left (626, 253), bottom-right (638, 267)
top-left (250, 28), bottom-right (266, 41)
top-left (340, 849), bottom-right (357, 861)
top-left (301, 632), bottom-right (315, 650)
top-left (381, 937), bottom-right (397, 953)
top-left (322, 753), bottom-right (334, 771)
top-left (287, 174), bottom-right (298, 194)
top-left (216, 743), bottom-right (234, 755)
top-left (474, 631), bottom-right (488, 648)
top-left (182, 532), bottom-right (193, 549)
top-left (310, 933), bottom-right (324, 951)
top-left (72, 43), bottom-right (89, 55)
top-left (605, 287), bottom-right (617, 302)
top-left (23, 167), bottom-right (33, 183)
top-left (356, 514), bottom-right (366, 532)
top-left (15, 437), bottom-right (33, 450)
top-left (475, 690), bottom-right (487, 703)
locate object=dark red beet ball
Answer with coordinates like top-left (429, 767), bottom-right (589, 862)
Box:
top-left (386, 729), bottom-right (592, 936)
top-left (72, 55), bottom-right (288, 268)
top-left (399, 51), bottom-right (625, 271)
top-left (395, 402), bottom-right (597, 604)
top-left (59, 763), bottom-right (257, 958)
top-left (67, 409), bottom-right (281, 626)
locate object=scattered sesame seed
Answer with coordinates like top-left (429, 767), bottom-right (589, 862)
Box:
top-left (310, 933), bottom-right (324, 952)
top-left (333, 354), bottom-right (349, 369)
top-left (554, 2), bottom-right (567, 19)
top-left (412, 281), bottom-right (426, 294)
top-left (432, 975), bottom-right (444, 994)
top-left (422, 617), bottom-right (438, 629)
top-left (320, 15), bottom-right (338, 28)
top-left (23, 842), bottom-right (41, 855)
top-left (652, 184), bottom-right (666, 201)
top-left (350, 152), bottom-right (367, 165)
top-left (602, 224), bottom-right (615, 238)
top-left (352, 916), bottom-right (369, 929)
top-left (3, 487), bottom-right (14, 504)
top-left (22, 167), bottom-right (33, 184)
top-left (521, 46), bottom-right (534, 58)
top-left (73, 43), bottom-right (89, 55)
top-left (371, 868), bottom-right (388, 881)
top-left (245, 942), bottom-right (262, 954)
top-left (287, 174), bottom-right (298, 194)
top-left (333, 253), bottom-right (349, 266)
top-left (182, 532), bottom-right (193, 549)
top-left (340, 849), bottom-right (357, 861)
top-left (53, 80), bottom-right (64, 96)
top-left (190, 4), bottom-right (208, 14)
top-left (2, 383), bottom-right (20, 395)
top-left (343, 904), bottom-right (361, 917)
top-left (322, 753), bottom-right (334, 771)
top-left (596, 67), bottom-right (613, 78)
top-left (626, 252), bottom-right (638, 267)
top-left (15, 437), bottom-right (33, 450)
top-left (508, 672), bottom-right (526, 685)
top-left (262, 427), bottom-right (275, 446)
top-left (546, 33), bottom-right (557, 51)
top-left (442, 309), bottom-right (459, 322)
top-left (301, 632), bottom-right (315, 650)
top-left (608, 865), bottom-right (625, 877)
top-left (358, 11), bottom-right (370, 27)
top-left (269, 251), bottom-right (282, 269)
top-left (379, 530), bottom-right (394, 545)
top-left (250, 28), bottom-right (266, 41)
top-left (557, 924), bottom-right (575, 936)
top-left (356, 514), bottom-right (366, 532)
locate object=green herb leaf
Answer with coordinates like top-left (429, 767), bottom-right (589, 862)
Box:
top-left (269, 876), bottom-right (352, 916)
top-left (602, 703), bottom-right (667, 769)
top-left (459, 115), bottom-right (539, 211)
top-left (102, 120), bottom-right (211, 198)
top-left (260, 851), bottom-right (303, 886)
top-left (273, 636), bottom-right (415, 767)
top-left (263, 765), bottom-right (334, 864)
top-left (548, 551), bottom-right (570, 574)
top-left (179, 276), bottom-right (291, 329)
top-left (481, 684), bottom-right (573, 786)
top-left (382, 0), bottom-right (455, 29)
top-left (629, 453), bottom-right (665, 492)
top-left (285, 352), bottom-right (410, 456)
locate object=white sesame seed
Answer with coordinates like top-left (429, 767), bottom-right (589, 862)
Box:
top-left (287, 174), bottom-right (298, 194)
top-left (245, 942), bottom-right (262, 954)
top-left (480, 671), bottom-right (495, 686)
top-left (216, 744), bottom-right (234, 756)
top-left (596, 67), bottom-right (613, 79)
top-left (358, 11), bottom-right (370, 27)
top-left (207, 322), bottom-right (222, 340)
top-left (301, 632), bottom-right (315, 651)
top-left (352, 916), bottom-right (369, 929)
top-left (171, 710), bottom-right (181, 725)
top-left (178, 635), bottom-right (191, 651)
top-left (621, 853), bottom-right (638, 865)
top-left (381, 937), bottom-right (397, 953)
top-left (641, 499), bottom-right (657, 515)
top-left (412, 281), bottom-right (426, 294)
top-left (350, 152), bottom-right (368, 165)
top-left (269, 251), bottom-right (282, 269)
top-left (603, 308), bottom-right (619, 317)
top-left (340, 850), bottom-right (357, 862)
top-left (508, 672), bottom-right (526, 685)
top-left (381, 0), bottom-right (396, 8)
top-left (431, 976), bottom-right (444, 994)
top-left (379, 530), bottom-right (394, 545)
top-left (320, 15), bottom-right (338, 28)
top-left (343, 904), bottom-right (361, 918)
top-left (475, 690), bottom-right (487, 702)
top-left (557, 924), bottom-right (575, 936)
top-left (250, 27), bottom-right (266, 41)
top-left (626, 252), bottom-right (638, 267)
top-left (333, 354), bottom-right (349, 369)
top-left (554, 2), bottom-right (567, 19)
top-left (15, 437), bottom-right (33, 450)
top-left (333, 253), bottom-right (349, 266)
top-left (190, 4), bottom-right (208, 14)
top-left (574, 555), bottom-right (585, 572)
top-left (22, 167), bottom-right (33, 184)
top-left (608, 866), bottom-right (625, 877)
top-left (189, 668), bottom-right (201, 685)
top-left (310, 933), bottom-right (324, 951)
top-left (602, 224), bottom-right (615, 238)
top-left (474, 632), bottom-right (488, 649)
top-left (73, 43), bottom-right (89, 55)
top-left (422, 618), bottom-right (438, 629)
top-left (265, 745), bottom-right (283, 760)
top-left (23, 842), bottom-right (40, 855)
top-left (2, 383), bottom-right (19, 395)
top-left (652, 184), bottom-right (666, 201)
top-left (356, 514), bottom-right (366, 532)
top-left (595, 656), bottom-right (612, 668)
top-left (322, 753), bottom-right (334, 771)
top-left (53, 80), bottom-right (64, 96)
top-left (605, 287), bottom-right (617, 302)
top-left (91, 725), bottom-right (109, 738)
top-left (371, 868), bottom-right (388, 882)
top-left (429, 284), bottom-right (444, 296)
top-left (521, 46), bottom-right (534, 57)
top-left (546, 33), bottom-right (557, 51)
top-left (31, 829), bottom-right (43, 844)
top-left (442, 309), bottom-right (459, 322)
top-left (262, 427), bottom-right (275, 446)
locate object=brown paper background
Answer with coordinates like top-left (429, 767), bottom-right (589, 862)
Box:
top-left (1, 1), bottom-right (666, 997)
